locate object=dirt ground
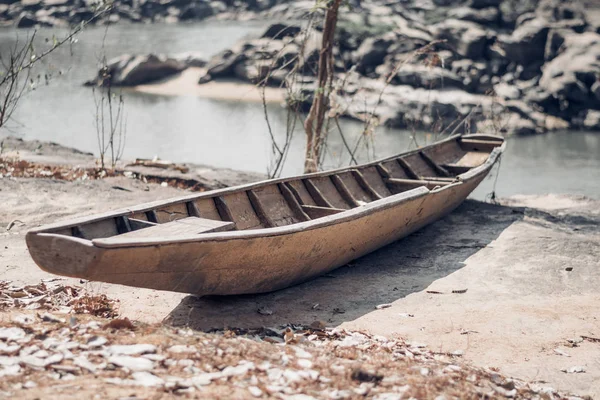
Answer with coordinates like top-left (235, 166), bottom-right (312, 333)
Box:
top-left (1, 141), bottom-right (599, 398)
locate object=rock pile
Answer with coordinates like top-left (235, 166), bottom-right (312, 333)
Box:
top-left (189, 0), bottom-right (599, 134)
top-left (0, 0), bottom-right (289, 28)
top-left (84, 53), bottom-right (206, 87)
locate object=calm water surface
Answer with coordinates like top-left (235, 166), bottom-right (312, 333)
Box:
top-left (0, 23), bottom-right (598, 200)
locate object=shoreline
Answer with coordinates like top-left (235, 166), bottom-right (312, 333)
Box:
top-left (132, 68), bottom-right (287, 104)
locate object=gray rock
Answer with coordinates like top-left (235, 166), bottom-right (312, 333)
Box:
top-left (132, 371), bottom-right (165, 387)
top-left (353, 33), bottom-right (396, 75)
top-left (451, 59), bottom-right (488, 93)
top-left (498, 18), bottom-right (550, 65)
top-left (16, 12), bottom-right (37, 27)
top-left (432, 19), bottom-right (490, 60)
top-left (539, 32), bottom-right (600, 107)
top-left (179, 2), bottom-right (213, 20)
top-left (535, 0), bottom-right (586, 23)
top-left (261, 23), bottom-right (301, 39)
top-left (592, 82), bottom-right (600, 102)
top-left (203, 49), bottom-right (247, 81)
top-left (108, 344), bottom-right (157, 356)
top-left (108, 355), bottom-right (155, 372)
top-left (0, 327), bottom-right (26, 341)
top-left (87, 54), bottom-right (187, 87)
top-left (582, 110), bottom-right (600, 131)
top-left (467, 0), bottom-right (501, 9)
top-left (393, 65), bottom-right (464, 90)
top-left (174, 51), bottom-right (207, 68)
top-left (501, 113), bottom-right (539, 135)
top-left (544, 29), bottom-right (568, 61)
top-left (493, 82), bottom-right (521, 100)
top-left (448, 7), bottom-right (499, 25)
top-left (498, 0), bottom-right (538, 28)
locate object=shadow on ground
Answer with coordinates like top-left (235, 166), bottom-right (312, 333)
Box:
top-left (164, 200), bottom-right (526, 331)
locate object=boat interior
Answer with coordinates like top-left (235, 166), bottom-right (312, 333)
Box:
top-left (41, 136), bottom-right (504, 241)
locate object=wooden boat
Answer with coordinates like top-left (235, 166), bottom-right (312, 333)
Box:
top-left (26, 134), bottom-right (505, 296)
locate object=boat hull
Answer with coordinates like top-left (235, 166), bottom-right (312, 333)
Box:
top-left (27, 165), bottom-right (490, 296)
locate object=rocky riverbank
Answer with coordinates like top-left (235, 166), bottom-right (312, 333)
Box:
top-left (84, 0), bottom-right (600, 135)
top-left (0, 0), bottom-right (290, 28)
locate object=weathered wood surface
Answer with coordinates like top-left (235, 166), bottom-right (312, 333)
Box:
top-left (116, 217), bottom-right (234, 239)
top-left (26, 134), bottom-right (505, 296)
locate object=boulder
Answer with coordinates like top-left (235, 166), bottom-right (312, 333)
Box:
top-left (85, 54), bottom-right (186, 87)
top-left (261, 23), bottom-right (301, 39)
top-left (341, 81), bottom-right (487, 133)
top-left (353, 33), bottom-right (396, 75)
top-left (535, 0), bottom-right (586, 23)
top-left (467, 0), bottom-right (501, 9)
top-left (392, 65), bottom-right (464, 90)
top-left (498, 18), bottom-right (550, 66)
top-left (448, 7), bottom-right (499, 25)
top-left (179, 2), bottom-right (213, 20)
top-left (501, 113), bottom-right (539, 135)
top-left (173, 52), bottom-right (207, 68)
top-left (493, 82), bottom-right (521, 100)
top-left (498, 0), bottom-right (538, 28)
top-left (544, 29), bottom-right (568, 61)
top-left (592, 82), bottom-right (600, 102)
top-left (16, 12), bottom-right (37, 27)
top-left (582, 110), bottom-right (600, 131)
top-left (203, 49), bottom-right (247, 80)
top-left (432, 19), bottom-right (490, 60)
top-left (539, 32), bottom-right (600, 109)
top-left (451, 59), bottom-right (489, 93)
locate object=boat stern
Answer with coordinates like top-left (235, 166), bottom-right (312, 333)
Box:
top-left (25, 232), bottom-right (100, 279)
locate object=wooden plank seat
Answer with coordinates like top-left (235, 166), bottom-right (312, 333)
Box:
top-left (443, 151), bottom-right (490, 173)
top-left (117, 217), bottom-right (235, 239)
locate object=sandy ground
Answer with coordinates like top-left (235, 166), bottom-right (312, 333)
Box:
top-left (1, 140), bottom-right (599, 397)
top-left (133, 68), bottom-right (287, 104)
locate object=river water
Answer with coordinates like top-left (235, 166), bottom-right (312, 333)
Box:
top-left (0, 22), bottom-right (598, 200)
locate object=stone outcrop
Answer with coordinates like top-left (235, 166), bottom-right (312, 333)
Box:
top-left (83, 0), bottom-right (599, 134)
top-left (84, 53), bottom-right (206, 87)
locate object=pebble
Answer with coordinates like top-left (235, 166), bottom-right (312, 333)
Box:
top-left (23, 380), bottom-right (36, 389)
top-left (107, 344), bottom-right (157, 355)
top-left (248, 386), bottom-right (263, 397)
top-left (132, 371), bottom-right (165, 387)
top-left (85, 336), bottom-right (108, 348)
top-left (39, 313), bottom-right (66, 323)
top-left (0, 327), bottom-right (26, 341)
top-left (0, 343), bottom-right (21, 355)
top-left (0, 364), bottom-right (21, 377)
top-left (297, 359), bottom-right (313, 369)
top-left (562, 366), bottom-right (586, 374)
top-left (108, 355), bottom-right (155, 372)
top-left (167, 345), bottom-right (197, 353)
top-left (73, 355), bottom-right (101, 372)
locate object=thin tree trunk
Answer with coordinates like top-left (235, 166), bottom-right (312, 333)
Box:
top-left (303, 0), bottom-right (342, 173)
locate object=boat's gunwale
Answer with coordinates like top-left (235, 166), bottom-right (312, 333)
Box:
top-left (28, 134), bottom-right (505, 249)
top-left (91, 142), bottom-right (504, 248)
top-left (27, 134), bottom-right (464, 234)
